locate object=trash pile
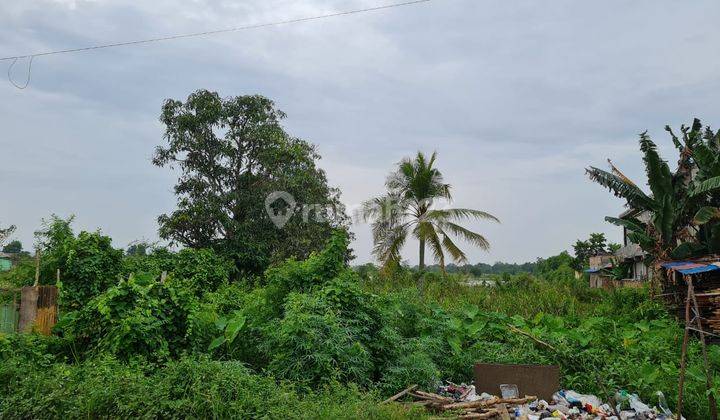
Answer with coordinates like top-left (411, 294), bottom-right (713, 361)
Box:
top-left (384, 383), bottom-right (678, 419)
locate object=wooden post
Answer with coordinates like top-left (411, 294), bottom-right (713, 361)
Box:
top-left (688, 278), bottom-right (719, 420)
top-left (56, 269), bottom-right (60, 283)
top-left (160, 271), bottom-right (167, 283)
top-left (34, 249), bottom-right (41, 286)
top-left (677, 278), bottom-right (691, 419)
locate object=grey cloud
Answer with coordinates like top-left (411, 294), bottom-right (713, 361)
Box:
top-left (2, 0), bottom-right (720, 263)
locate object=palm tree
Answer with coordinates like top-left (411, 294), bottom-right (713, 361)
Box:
top-left (362, 151), bottom-right (499, 272)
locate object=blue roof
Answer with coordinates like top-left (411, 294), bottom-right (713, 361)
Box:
top-left (661, 261), bottom-right (694, 268)
top-left (677, 265), bottom-right (720, 275)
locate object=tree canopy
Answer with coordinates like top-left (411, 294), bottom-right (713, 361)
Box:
top-left (571, 233), bottom-right (618, 270)
top-left (154, 90), bottom-right (349, 274)
top-left (1, 240), bottom-right (22, 254)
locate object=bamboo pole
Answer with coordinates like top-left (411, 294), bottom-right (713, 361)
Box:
top-left (688, 278), bottom-right (719, 420)
top-left (677, 279), bottom-right (691, 419)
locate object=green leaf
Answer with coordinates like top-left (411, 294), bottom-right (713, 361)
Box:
top-left (463, 306), bottom-right (479, 320)
top-left (448, 318), bottom-right (463, 331)
top-left (693, 206), bottom-right (720, 225)
top-left (670, 242), bottom-right (706, 260)
top-left (692, 176), bottom-right (720, 197)
top-left (466, 320), bottom-right (486, 336)
top-left (447, 336), bottom-right (462, 353)
top-left (634, 321), bottom-right (650, 333)
top-left (208, 336), bottom-right (226, 351)
top-left (215, 317), bottom-right (228, 331)
top-left (224, 315), bottom-right (246, 343)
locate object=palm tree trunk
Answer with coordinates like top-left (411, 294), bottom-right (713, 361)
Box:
top-left (418, 238), bottom-right (426, 293)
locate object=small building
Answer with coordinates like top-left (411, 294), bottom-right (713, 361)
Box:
top-left (586, 253), bottom-right (615, 288)
top-left (615, 208), bottom-right (652, 282)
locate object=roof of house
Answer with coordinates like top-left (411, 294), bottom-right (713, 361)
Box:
top-left (661, 260), bottom-right (720, 275)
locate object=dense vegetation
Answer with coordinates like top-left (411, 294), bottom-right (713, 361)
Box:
top-left (3, 105), bottom-right (719, 419)
top-left (1, 220), bottom-right (718, 418)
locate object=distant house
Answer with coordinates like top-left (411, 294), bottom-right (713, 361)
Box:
top-left (586, 253), bottom-right (615, 288)
top-left (0, 252), bottom-right (13, 272)
top-left (614, 208), bottom-right (651, 281)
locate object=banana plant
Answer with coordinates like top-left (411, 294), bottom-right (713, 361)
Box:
top-left (586, 122), bottom-right (705, 262)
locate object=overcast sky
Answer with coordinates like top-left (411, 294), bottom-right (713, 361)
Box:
top-left (2, 0), bottom-right (720, 265)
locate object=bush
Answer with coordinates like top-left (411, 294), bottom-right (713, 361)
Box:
top-left (0, 354), bottom-right (422, 419)
top-left (123, 247), bottom-right (235, 296)
top-left (35, 216), bottom-right (124, 310)
top-left (263, 291), bottom-right (374, 387)
top-left (57, 275), bottom-right (198, 361)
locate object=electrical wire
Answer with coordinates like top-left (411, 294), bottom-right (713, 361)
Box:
top-left (7, 56), bottom-right (33, 89)
top-left (0, 0), bottom-right (431, 62)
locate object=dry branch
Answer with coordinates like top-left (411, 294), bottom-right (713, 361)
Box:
top-left (381, 384), bottom-right (417, 404)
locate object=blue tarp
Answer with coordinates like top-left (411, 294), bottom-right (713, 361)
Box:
top-left (661, 261), bottom-right (694, 268)
top-left (676, 265), bottom-right (720, 275)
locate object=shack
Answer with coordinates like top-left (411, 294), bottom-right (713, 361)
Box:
top-left (660, 259), bottom-right (720, 343)
top-left (585, 254), bottom-right (614, 288)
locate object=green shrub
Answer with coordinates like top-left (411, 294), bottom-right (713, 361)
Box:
top-left (57, 275), bottom-right (197, 361)
top-left (0, 354), bottom-right (423, 419)
top-left (264, 291), bottom-right (374, 387)
top-left (123, 247), bottom-right (235, 295)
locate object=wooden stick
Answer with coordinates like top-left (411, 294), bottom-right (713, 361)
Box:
top-left (688, 278), bottom-right (719, 420)
top-left (34, 249), bottom-right (41, 286)
top-left (497, 403), bottom-right (511, 420)
top-left (506, 325), bottom-right (557, 351)
top-left (459, 409), bottom-right (500, 419)
top-left (677, 280), bottom-right (691, 419)
top-left (414, 390), bottom-right (453, 402)
top-left (381, 384), bottom-right (418, 404)
top-left (443, 396), bottom-right (537, 411)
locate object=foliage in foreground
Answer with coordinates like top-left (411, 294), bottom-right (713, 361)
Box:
top-left (1, 230), bottom-right (719, 419)
top-left (0, 351), bottom-right (418, 420)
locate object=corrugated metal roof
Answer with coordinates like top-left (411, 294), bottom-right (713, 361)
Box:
top-left (660, 261), bottom-right (720, 275)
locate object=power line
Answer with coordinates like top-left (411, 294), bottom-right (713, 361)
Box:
top-left (0, 0), bottom-right (431, 62)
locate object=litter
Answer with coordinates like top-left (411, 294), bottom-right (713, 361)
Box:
top-left (388, 382), bottom-right (680, 419)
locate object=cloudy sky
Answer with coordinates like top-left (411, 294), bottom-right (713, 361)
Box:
top-left (2, 0), bottom-right (720, 264)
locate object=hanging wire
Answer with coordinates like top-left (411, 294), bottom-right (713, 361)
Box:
top-left (7, 56), bottom-right (34, 89)
top-left (2, 0), bottom-right (431, 89)
top-left (1, 0), bottom-right (431, 62)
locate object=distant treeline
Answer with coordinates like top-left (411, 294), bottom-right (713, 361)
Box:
top-left (356, 250), bottom-right (577, 277)
top-left (421, 262), bottom-right (537, 276)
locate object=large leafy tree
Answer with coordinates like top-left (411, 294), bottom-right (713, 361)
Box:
top-left (362, 152), bottom-right (499, 272)
top-left (154, 90), bottom-right (348, 274)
